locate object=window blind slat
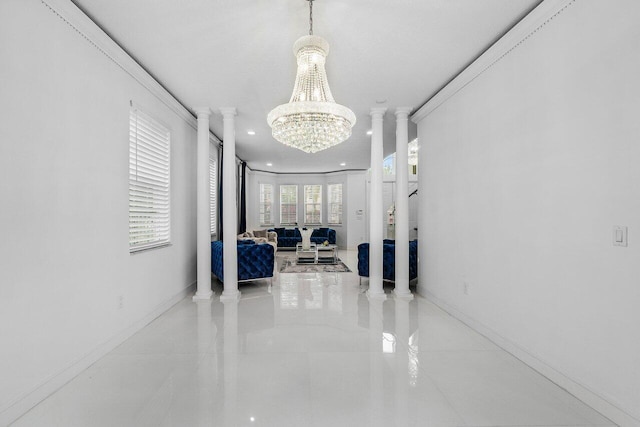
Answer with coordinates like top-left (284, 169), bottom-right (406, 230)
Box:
top-left (133, 135), bottom-right (169, 157)
top-left (129, 175), bottom-right (170, 188)
top-left (133, 122), bottom-right (170, 143)
top-left (132, 143), bottom-right (170, 164)
top-left (130, 163), bottom-right (169, 182)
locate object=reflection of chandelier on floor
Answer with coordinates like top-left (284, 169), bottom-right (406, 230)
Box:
top-left (267, 0), bottom-right (356, 154)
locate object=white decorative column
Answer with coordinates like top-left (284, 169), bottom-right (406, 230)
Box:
top-left (219, 108), bottom-right (240, 301)
top-left (394, 108), bottom-right (413, 299)
top-left (368, 107), bottom-right (386, 299)
top-left (193, 108), bottom-right (213, 301)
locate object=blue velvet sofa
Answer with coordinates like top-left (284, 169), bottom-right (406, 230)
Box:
top-left (268, 227), bottom-right (336, 248)
top-left (211, 240), bottom-right (274, 283)
top-left (357, 240), bottom-right (418, 282)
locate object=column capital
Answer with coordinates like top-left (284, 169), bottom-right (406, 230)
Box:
top-left (193, 107), bottom-right (212, 118)
top-left (395, 107), bottom-right (412, 118)
top-left (218, 107), bottom-right (237, 117)
top-left (370, 107), bottom-right (387, 118)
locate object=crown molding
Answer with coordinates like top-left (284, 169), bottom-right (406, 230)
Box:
top-left (411, 0), bottom-right (575, 124)
top-left (40, 0), bottom-right (206, 135)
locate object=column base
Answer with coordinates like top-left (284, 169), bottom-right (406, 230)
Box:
top-left (220, 290), bottom-right (241, 302)
top-left (366, 290), bottom-right (387, 301)
top-left (393, 290), bottom-right (414, 301)
top-left (192, 290), bottom-right (213, 301)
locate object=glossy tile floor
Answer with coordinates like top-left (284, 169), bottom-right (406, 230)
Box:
top-left (15, 251), bottom-right (614, 427)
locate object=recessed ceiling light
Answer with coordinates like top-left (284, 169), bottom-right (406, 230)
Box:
top-left (340, 162), bottom-right (346, 166)
top-left (247, 130), bottom-right (256, 135)
top-left (266, 163), bottom-right (273, 167)
top-left (366, 130), bottom-right (372, 135)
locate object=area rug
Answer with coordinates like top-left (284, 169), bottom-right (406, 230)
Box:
top-left (279, 258), bottom-right (352, 273)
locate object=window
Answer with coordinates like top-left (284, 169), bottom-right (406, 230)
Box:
top-left (209, 152), bottom-right (217, 235)
top-left (383, 153), bottom-right (396, 175)
top-left (327, 183), bottom-right (343, 225)
top-left (129, 108), bottom-right (170, 252)
top-left (280, 185), bottom-right (298, 225)
top-left (304, 185), bottom-right (322, 225)
top-left (259, 183), bottom-right (273, 226)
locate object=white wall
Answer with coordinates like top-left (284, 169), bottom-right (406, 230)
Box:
top-left (416, 1), bottom-right (640, 424)
top-left (0, 1), bottom-right (197, 423)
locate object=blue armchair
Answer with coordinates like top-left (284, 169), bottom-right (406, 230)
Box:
top-left (211, 240), bottom-right (274, 283)
top-left (357, 240), bottom-right (418, 282)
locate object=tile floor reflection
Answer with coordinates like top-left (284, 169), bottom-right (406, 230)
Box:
top-left (14, 251), bottom-right (614, 426)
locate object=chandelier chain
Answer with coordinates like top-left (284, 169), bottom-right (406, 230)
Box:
top-left (308, 0), bottom-right (313, 35)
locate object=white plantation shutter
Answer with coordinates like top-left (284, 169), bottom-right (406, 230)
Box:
top-left (328, 183), bottom-right (342, 225)
top-left (129, 108), bottom-right (171, 252)
top-left (280, 185), bottom-right (298, 225)
top-left (210, 153), bottom-right (217, 235)
top-left (259, 183), bottom-right (273, 226)
top-left (304, 184), bottom-right (322, 224)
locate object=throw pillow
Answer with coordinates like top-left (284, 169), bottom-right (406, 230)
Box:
top-left (253, 229), bottom-right (267, 238)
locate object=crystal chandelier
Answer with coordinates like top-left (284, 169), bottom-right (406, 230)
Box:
top-left (267, 0), bottom-right (356, 154)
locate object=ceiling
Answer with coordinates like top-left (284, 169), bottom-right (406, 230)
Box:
top-left (72, 0), bottom-right (541, 173)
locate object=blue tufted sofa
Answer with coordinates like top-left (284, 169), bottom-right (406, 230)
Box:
top-left (357, 240), bottom-right (418, 282)
top-left (268, 227), bottom-right (336, 248)
top-left (211, 240), bottom-right (274, 283)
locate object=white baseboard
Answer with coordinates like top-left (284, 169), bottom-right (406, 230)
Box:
top-left (0, 281), bottom-right (196, 426)
top-left (421, 289), bottom-right (640, 427)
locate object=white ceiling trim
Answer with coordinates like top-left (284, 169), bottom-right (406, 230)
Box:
top-left (40, 0), bottom-right (220, 143)
top-left (411, 0), bottom-right (575, 124)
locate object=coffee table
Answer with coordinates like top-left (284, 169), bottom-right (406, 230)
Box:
top-left (296, 243), bottom-right (317, 264)
top-left (317, 244), bottom-right (338, 264)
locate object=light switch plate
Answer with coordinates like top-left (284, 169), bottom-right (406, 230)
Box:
top-left (613, 226), bottom-right (628, 247)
